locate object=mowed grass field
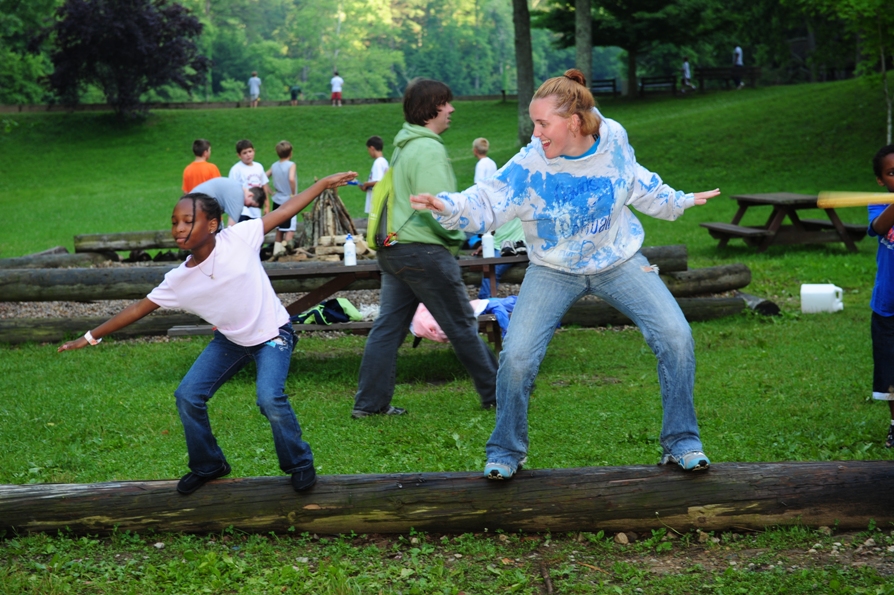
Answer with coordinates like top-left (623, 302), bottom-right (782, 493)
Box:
top-left (2, 80), bottom-right (894, 594)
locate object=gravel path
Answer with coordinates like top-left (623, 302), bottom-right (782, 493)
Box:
top-left (0, 285), bottom-right (523, 320)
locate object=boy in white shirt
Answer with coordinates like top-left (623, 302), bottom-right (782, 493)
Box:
top-left (473, 137), bottom-right (497, 183)
top-left (228, 139), bottom-right (270, 221)
top-left (360, 136), bottom-right (389, 214)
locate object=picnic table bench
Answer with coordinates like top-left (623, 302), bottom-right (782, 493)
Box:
top-left (695, 66), bottom-right (761, 91)
top-left (700, 192), bottom-right (866, 252)
top-left (168, 254), bottom-right (530, 351)
top-left (590, 78), bottom-right (619, 97)
top-left (639, 76), bottom-right (676, 96)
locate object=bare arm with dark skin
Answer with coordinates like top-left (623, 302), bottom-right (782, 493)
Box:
top-left (57, 298), bottom-right (160, 352)
top-left (871, 204), bottom-right (894, 236)
top-left (262, 172), bottom-right (357, 234)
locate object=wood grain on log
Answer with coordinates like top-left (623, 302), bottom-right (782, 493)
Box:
top-left (0, 246), bottom-right (692, 302)
top-left (2, 462), bottom-right (891, 536)
top-left (1, 298), bottom-right (743, 344)
top-left (0, 252), bottom-right (117, 269)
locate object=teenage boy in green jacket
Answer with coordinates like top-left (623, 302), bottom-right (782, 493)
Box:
top-left (352, 79), bottom-right (498, 418)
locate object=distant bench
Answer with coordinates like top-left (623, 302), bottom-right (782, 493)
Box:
top-left (695, 66), bottom-right (761, 90)
top-left (639, 76), bottom-right (676, 96)
top-left (590, 78), bottom-right (618, 97)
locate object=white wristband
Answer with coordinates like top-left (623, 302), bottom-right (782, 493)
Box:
top-left (84, 330), bottom-right (102, 346)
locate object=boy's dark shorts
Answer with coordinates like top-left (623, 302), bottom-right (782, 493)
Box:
top-left (273, 201), bottom-right (293, 231)
top-left (871, 311), bottom-right (894, 399)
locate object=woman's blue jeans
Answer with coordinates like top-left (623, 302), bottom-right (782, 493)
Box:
top-left (486, 252), bottom-right (703, 470)
top-left (174, 323), bottom-right (314, 477)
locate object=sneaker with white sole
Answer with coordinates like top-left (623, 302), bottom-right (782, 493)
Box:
top-left (499, 240), bottom-right (516, 257)
top-left (659, 451), bottom-right (710, 471)
top-left (513, 240), bottom-right (527, 255)
top-left (484, 457), bottom-right (527, 480)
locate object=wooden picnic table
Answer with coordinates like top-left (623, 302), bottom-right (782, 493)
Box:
top-left (264, 253), bottom-right (530, 317)
top-left (700, 192), bottom-right (866, 253)
top-left (172, 253), bottom-right (531, 351)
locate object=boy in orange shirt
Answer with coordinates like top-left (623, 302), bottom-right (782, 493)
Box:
top-left (182, 139), bottom-right (222, 193)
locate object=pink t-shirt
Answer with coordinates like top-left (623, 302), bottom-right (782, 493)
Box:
top-left (148, 220), bottom-right (288, 346)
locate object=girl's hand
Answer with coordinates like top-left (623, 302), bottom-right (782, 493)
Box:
top-left (321, 172), bottom-right (358, 189)
top-left (410, 193), bottom-right (446, 213)
top-left (692, 188), bottom-right (720, 205)
top-left (58, 336), bottom-right (88, 353)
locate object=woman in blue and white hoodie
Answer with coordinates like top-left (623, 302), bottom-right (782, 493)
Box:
top-left (411, 69), bottom-right (720, 480)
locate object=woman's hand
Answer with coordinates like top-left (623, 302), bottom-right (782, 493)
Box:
top-left (320, 172), bottom-right (358, 189)
top-left (410, 193), bottom-right (447, 213)
top-left (692, 188), bottom-right (720, 205)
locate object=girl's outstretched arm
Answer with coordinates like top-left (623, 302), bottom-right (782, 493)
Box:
top-left (262, 171), bottom-right (357, 234)
top-left (57, 298), bottom-right (160, 352)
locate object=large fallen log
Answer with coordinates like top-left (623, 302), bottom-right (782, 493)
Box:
top-left (0, 246), bottom-right (692, 302)
top-left (0, 313), bottom-right (206, 344)
top-left (0, 297), bottom-right (743, 344)
top-left (560, 296), bottom-right (745, 327)
top-left (74, 230), bottom-right (281, 253)
top-left (0, 252), bottom-right (117, 269)
top-left (2, 462), bottom-right (892, 536)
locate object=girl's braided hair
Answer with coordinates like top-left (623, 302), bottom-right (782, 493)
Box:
top-left (180, 193), bottom-right (223, 243)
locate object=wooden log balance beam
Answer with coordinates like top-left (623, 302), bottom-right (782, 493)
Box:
top-left (2, 462), bottom-right (892, 536)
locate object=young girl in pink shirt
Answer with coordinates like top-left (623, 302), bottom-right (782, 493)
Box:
top-left (58, 170), bottom-right (357, 495)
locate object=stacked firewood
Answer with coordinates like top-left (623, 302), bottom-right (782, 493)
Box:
top-left (299, 187), bottom-right (357, 248)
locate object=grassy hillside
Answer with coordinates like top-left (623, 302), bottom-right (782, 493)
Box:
top-left (1, 79), bottom-right (886, 262)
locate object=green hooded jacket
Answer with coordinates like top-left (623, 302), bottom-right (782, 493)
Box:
top-left (388, 122), bottom-right (466, 253)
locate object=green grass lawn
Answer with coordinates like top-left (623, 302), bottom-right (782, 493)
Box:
top-left (2, 80), bottom-right (893, 593)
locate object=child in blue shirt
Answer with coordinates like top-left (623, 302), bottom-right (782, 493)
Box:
top-left (868, 144), bottom-right (894, 447)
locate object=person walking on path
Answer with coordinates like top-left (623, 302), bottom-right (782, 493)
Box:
top-left (330, 71), bottom-right (344, 107)
top-left (352, 78), bottom-right (498, 418)
top-left (732, 46), bottom-right (744, 89)
top-left (248, 71), bottom-right (262, 107)
top-left (58, 171), bottom-right (358, 495)
top-left (411, 69), bottom-right (719, 479)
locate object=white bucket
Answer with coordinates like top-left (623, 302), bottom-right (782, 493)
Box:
top-left (800, 284), bottom-right (844, 313)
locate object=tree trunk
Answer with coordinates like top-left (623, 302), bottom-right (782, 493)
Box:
top-left (627, 48), bottom-right (637, 97)
top-left (3, 462), bottom-right (892, 536)
top-left (0, 245), bottom-right (691, 302)
top-left (575, 0), bottom-right (592, 85)
top-left (512, 0), bottom-right (535, 145)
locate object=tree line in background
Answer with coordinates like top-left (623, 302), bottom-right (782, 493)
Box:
top-left (0, 0), bottom-right (891, 131)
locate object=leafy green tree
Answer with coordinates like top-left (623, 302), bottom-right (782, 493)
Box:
top-left (0, 0), bottom-right (59, 103)
top-left (536, 0), bottom-right (717, 93)
top-left (790, 0), bottom-right (893, 142)
top-left (34, 0), bottom-right (210, 117)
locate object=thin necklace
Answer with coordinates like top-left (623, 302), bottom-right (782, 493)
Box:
top-left (194, 249), bottom-right (215, 279)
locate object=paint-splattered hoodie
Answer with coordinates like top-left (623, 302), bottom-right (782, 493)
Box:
top-left (432, 111), bottom-right (696, 274)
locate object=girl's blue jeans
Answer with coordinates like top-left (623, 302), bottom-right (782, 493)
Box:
top-left (174, 323), bottom-right (314, 477)
top-left (486, 252), bottom-right (704, 471)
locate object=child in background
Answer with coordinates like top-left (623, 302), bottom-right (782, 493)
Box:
top-left (681, 57), bottom-right (696, 93)
top-left (182, 139), bottom-right (221, 193)
top-left (190, 177), bottom-right (264, 228)
top-left (868, 144), bottom-right (894, 447)
top-left (360, 136), bottom-right (389, 214)
top-left (266, 141), bottom-right (298, 257)
top-left (228, 139), bottom-right (270, 222)
top-left (473, 138), bottom-right (497, 183)
top-left (472, 137), bottom-right (526, 299)
top-left (58, 170), bottom-right (358, 495)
